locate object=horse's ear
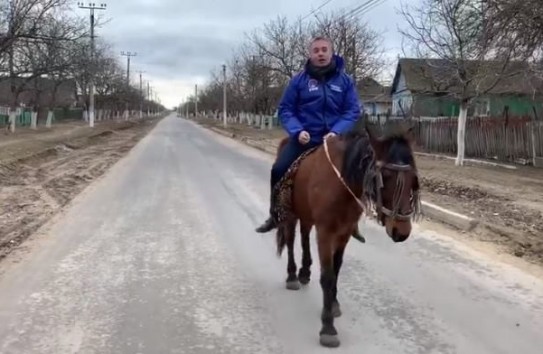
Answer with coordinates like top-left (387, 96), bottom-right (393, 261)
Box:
top-left (365, 123), bottom-right (383, 152)
top-left (404, 123), bottom-right (416, 144)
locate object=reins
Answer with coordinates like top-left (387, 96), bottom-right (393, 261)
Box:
top-left (323, 137), bottom-right (421, 222)
top-left (323, 137), bottom-right (368, 211)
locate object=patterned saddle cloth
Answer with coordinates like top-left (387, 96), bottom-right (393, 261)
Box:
top-left (271, 146), bottom-right (319, 225)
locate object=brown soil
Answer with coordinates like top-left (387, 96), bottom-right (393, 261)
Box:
top-left (418, 156), bottom-right (543, 263)
top-left (0, 116), bottom-right (164, 260)
top-left (194, 117), bottom-right (543, 266)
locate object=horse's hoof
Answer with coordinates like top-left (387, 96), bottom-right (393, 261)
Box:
top-left (332, 302), bottom-right (342, 318)
top-left (299, 276), bottom-right (310, 285)
top-left (286, 280), bottom-right (301, 290)
top-left (320, 334), bottom-right (340, 348)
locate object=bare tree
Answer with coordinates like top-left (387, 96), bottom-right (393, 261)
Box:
top-left (0, 0), bottom-right (71, 59)
top-left (23, 13), bottom-right (86, 124)
top-left (248, 16), bottom-right (308, 80)
top-left (195, 9), bottom-right (387, 118)
top-left (488, 0), bottom-right (543, 58)
top-left (489, 0), bottom-right (543, 90)
top-left (399, 0), bottom-right (539, 166)
top-left (0, 1), bottom-right (164, 131)
top-left (1, 0), bottom-right (82, 132)
top-left (310, 10), bottom-right (385, 82)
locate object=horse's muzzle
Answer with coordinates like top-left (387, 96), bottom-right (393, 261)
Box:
top-left (390, 227), bottom-right (410, 243)
top-left (385, 217), bottom-right (411, 242)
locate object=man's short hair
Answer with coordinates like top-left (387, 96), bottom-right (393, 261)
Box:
top-left (308, 36), bottom-right (334, 52)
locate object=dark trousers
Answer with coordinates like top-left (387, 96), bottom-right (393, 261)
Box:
top-left (271, 138), bottom-right (319, 190)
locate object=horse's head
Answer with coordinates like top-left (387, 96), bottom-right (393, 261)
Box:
top-left (366, 124), bottom-right (421, 242)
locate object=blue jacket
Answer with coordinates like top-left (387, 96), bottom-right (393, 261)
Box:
top-left (278, 54), bottom-right (363, 143)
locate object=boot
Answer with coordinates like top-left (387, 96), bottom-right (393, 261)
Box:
top-left (351, 225), bottom-right (366, 243)
top-left (255, 216), bottom-right (277, 233)
top-left (256, 188), bottom-right (278, 233)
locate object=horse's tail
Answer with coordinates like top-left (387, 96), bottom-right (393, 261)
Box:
top-left (276, 221), bottom-right (296, 257)
top-left (276, 227), bottom-right (286, 257)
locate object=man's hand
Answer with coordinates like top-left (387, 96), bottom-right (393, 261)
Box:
top-left (298, 131), bottom-right (310, 145)
top-left (324, 132), bottom-right (337, 140)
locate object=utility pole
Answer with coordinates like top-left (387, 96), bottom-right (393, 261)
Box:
top-left (194, 84), bottom-right (198, 117)
top-left (121, 51), bottom-right (137, 86)
top-left (147, 82), bottom-right (151, 116)
top-left (222, 64), bottom-right (227, 128)
top-left (121, 51), bottom-right (136, 118)
top-left (78, 2), bottom-right (107, 128)
top-left (136, 70), bottom-right (145, 118)
top-left (8, 0), bottom-right (16, 132)
top-left (351, 37), bottom-right (357, 85)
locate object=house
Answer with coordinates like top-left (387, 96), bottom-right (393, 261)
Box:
top-left (0, 77), bottom-right (77, 108)
top-left (357, 77), bottom-right (392, 116)
top-left (390, 58), bottom-right (543, 117)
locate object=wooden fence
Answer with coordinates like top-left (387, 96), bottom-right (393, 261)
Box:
top-left (367, 115), bottom-right (543, 164)
top-left (201, 111), bottom-right (542, 164)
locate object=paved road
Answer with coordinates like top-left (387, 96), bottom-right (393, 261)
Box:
top-left (1, 114), bottom-right (542, 354)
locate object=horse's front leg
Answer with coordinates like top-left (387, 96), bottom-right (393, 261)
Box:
top-left (298, 221), bottom-right (312, 285)
top-left (316, 226), bottom-right (340, 348)
top-left (331, 240), bottom-right (348, 318)
top-left (283, 221), bottom-right (300, 290)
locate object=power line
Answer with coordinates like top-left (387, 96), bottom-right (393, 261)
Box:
top-left (340, 0), bottom-right (386, 22)
top-left (336, 0), bottom-right (376, 21)
top-left (301, 0), bottom-right (335, 22)
top-left (342, 0), bottom-right (379, 20)
top-left (299, 0), bottom-right (386, 27)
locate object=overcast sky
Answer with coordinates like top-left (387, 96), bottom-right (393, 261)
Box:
top-left (90, 0), bottom-right (410, 108)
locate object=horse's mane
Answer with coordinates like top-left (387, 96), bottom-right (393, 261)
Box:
top-left (340, 129), bottom-right (378, 204)
top-left (339, 125), bottom-right (415, 205)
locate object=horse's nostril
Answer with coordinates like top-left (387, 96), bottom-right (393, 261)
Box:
top-left (392, 227), bottom-right (409, 243)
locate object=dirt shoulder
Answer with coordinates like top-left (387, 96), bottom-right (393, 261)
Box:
top-left (0, 119), bottom-right (140, 162)
top-left (0, 116), bottom-right (165, 260)
top-left (194, 117), bottom-right (543, 267)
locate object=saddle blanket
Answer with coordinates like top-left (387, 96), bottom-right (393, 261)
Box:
top-left (271, 146), bottom-right (319, 224)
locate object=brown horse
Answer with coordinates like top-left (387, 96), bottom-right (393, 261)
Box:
top-left (271, 125), bottom-right (421, 348)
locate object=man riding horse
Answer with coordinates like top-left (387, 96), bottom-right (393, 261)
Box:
top-left (255, 36), bottom-right (365, 239)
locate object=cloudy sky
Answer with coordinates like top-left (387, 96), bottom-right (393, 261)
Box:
top-left (89, 0), bottom-right (411, 108)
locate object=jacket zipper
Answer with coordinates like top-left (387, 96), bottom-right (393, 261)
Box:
top-left (322, 83), bottom-right (329, 130)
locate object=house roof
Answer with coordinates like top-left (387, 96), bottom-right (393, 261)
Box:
top-left (357, 77), bottom-right (392, 103)
top-left (391, 58), bottom-right (543, 97)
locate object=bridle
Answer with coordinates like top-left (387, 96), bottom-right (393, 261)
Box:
top-left (374, 161), bottom-right (420, 224)
top-left (323, 138), bottom-right (421, 223)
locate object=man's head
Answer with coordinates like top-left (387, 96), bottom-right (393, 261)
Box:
top-left (308, 36), bottom-right (334, 67)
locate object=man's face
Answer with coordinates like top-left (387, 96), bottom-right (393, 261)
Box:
top-left (309, 39), bottom-right (333, 67)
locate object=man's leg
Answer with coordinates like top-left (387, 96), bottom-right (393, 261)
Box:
top-left (256, 139), bottom-right (306, 233)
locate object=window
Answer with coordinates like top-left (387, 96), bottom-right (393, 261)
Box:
top-left (394, 95), bottom-right (412, 115)
top-left (473, 98), bottom-right (490, 116)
